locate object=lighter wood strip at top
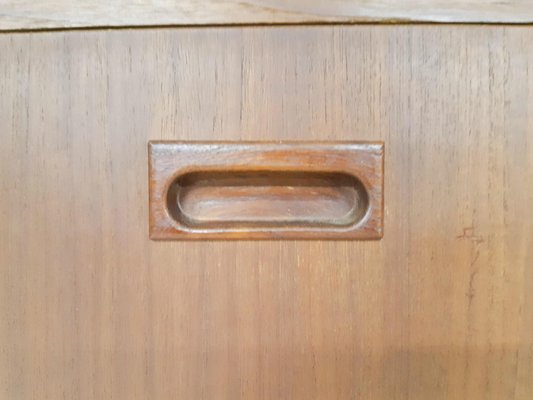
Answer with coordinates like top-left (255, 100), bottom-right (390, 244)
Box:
top-left (1, 0), bottom-right (533, 30)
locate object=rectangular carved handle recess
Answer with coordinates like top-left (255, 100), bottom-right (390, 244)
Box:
top-left (148, 141), bottom-right (383, 240)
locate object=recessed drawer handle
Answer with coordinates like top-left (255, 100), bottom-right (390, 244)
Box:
top-left (148, 141), bottom-right (383, 240)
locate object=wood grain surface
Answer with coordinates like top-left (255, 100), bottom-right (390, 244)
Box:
top-left (1, 0), bottom-right (533, 30)
top-left (149, 141), bottom-right (383, 240)
top-left (1, 26), bottom-right (533, 399)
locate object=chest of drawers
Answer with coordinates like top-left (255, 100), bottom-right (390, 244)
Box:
top-left (1, 3), bottom-right (532, 399)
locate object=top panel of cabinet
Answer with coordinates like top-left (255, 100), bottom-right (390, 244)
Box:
top-left (1, 0), bottom-right (533, 31)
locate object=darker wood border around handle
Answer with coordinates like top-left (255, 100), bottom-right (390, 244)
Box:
top-left (148, 141), bottom-right (384, 240)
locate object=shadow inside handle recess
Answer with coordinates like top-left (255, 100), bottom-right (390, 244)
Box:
top-left (167, 171), bottom-right (369, 229)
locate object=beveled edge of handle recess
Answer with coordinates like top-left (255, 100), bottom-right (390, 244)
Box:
top-left (148, 141), bottom-right (383, 240)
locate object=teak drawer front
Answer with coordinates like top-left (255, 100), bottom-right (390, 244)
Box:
top-left (1, 26), bottom-right (533, 400)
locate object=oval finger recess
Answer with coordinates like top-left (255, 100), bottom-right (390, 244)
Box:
top-left (167, 171), bottom-right (369, 229)
top-left (148, 141), bottom-right (383, 240)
